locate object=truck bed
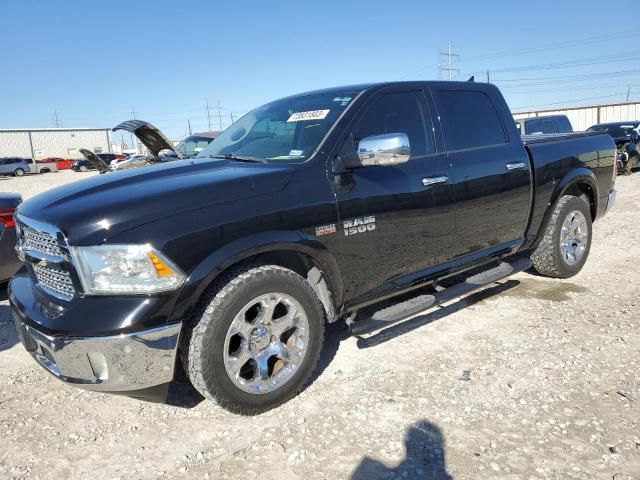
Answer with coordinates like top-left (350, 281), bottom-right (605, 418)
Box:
top-left (521, 131), bottom-right (600, 145)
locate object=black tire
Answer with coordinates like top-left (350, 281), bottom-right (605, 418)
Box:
top-left (79, 165), bottom-right (88, 172)
top-left (181, 264), bottom-right (325, 415)
top-left (13, 168), bottom-right (25, 177)
top-left (531, 195), bottom-right (592, 278)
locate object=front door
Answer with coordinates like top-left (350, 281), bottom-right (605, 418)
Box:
top-left (333, 89), bottom-right (456, 303)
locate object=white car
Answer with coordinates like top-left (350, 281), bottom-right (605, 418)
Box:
top-left (110, 154), bottom-right (150, 171)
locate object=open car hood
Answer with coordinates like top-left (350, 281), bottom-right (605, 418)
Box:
top-left (79, 149), bottom-right (111, 174)
top-left (112, 120), bottom-right (184, 159)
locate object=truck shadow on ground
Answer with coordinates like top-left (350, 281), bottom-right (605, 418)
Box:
top-left (355, 280), bottom-right (520, 349)
top-left (0, 284), bottom-right (19, 353)
top-left (351, 419), bottom-right (453, 480)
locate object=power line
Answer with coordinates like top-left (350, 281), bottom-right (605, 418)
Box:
top-left (464, 53), bottom-right (640, 77)
top-left (397, 30), bottom-right (637, 81)
top-left (511, 92), bottom-right (627, 110)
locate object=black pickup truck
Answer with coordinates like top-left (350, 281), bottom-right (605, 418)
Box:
top-left (9, 81), bottom-right (616, 414)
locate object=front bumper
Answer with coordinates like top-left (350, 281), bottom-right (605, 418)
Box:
top-left (12, 309), bottom-right (181, 392)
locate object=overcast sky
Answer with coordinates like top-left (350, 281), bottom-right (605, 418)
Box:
top-left (1, 0), bottom-right (638, 143)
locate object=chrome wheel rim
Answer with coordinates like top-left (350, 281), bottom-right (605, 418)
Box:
top-left (223, 293), bottom-right (309, 394)
top-left (560, 210), bottom-right (588, 266)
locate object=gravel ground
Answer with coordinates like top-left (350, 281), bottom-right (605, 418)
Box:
top-left (0, 170), bottom-right (638, 479)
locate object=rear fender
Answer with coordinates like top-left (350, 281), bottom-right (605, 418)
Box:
top-left (170, 230), bottom-right (343, 324)
top-left (531, 167), bottom-right (599, 249)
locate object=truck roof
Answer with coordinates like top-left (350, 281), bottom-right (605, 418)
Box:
top-left (282, 80), bottom-right (493, 99)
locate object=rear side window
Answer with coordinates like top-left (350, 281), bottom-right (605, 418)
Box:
top-left (542, 120), bottom-right (558, 134)
top-left (556, 117), bottom-right (572, 133)
top-left (352, 91), bottom-right (433, 157)
top-left (525, 120), bottom-right (543, 134)
top-left (434, 90), bottom-right (506, 150)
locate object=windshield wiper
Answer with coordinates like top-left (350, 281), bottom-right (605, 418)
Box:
top-left (208, 153), bottom-right (266, 163)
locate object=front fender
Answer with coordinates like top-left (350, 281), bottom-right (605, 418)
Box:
top-left (169, 230), bottom-right (343, 324)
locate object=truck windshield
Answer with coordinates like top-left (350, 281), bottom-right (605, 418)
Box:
top-left (196, 92), bottom-right (355, 163)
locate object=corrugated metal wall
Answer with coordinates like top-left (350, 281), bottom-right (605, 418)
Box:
top-left (0, 131), bottom-right (32, 157)
top-left (513, 102), bottom-right (640, 131)
top-left (0, 129), bottom-right (110, 158)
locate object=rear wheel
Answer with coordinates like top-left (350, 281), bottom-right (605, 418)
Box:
top-left (13, 168), bottom-right (25, 177)
top-left (531, 195), bottom-right (592, 278)
top-left (182, 264), bottom-right (325, 415)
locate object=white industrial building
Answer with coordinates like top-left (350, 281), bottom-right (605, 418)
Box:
top-left (0, 128), bottom-right (111, 159)
top-left (513, 101), bottom-right (640, 131)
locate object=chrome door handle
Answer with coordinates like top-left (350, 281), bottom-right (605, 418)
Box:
top-left (422, 176), bottom-right (448, 187)
top-left (505, 162), bottom-right (526, 171)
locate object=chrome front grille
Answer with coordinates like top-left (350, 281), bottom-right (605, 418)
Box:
top-left (33, 264), bottom-right (75, 299)
top-left (16, 215), bottom-right (77, 300)
top-left (22, 224), bottom-right (64, 257)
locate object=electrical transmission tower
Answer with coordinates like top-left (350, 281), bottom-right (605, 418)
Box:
top-left (438, 42), bottom-right (460, 80)
top-left (52, 110), bottom-right (62, 128)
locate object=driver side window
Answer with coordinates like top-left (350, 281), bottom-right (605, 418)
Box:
top-left (352, 91), bottom-right (432, 158)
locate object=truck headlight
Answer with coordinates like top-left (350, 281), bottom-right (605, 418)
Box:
top-left (72, 244), bottom-right (186, 295)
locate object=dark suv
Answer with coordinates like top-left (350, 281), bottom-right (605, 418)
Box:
top-left (72, 153), bottom-right (122, 172)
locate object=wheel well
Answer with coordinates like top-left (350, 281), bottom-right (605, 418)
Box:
top-left (564, 182), bottom-right (596, 220)
top-left (206, 250), bottom-right (340, 323)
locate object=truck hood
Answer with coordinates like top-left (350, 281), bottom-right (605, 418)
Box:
top-left (18, 158), bottom-right (293, 245)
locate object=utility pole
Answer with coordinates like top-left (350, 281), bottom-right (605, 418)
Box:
top-left (230, 112), bottom-right (234, 125)
top-left (438, 42), bottom-right (459, 81)
top-left (217, 99), bottom-right (223, 132)
top-left (627, 84), bottom-right (632, 103)
top-left (129, 106), bottom-right (138, 152)
top-left (188, 119), bottom-right (192, 135)
top-left (486, 70), bottom-right (491, 83)
top-left (52, 110), bottom-right (62, 128)
top-left (206, 99), bottom-right (212, 131)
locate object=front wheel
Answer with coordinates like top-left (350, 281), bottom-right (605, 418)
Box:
top-left (182, 265), bottom-right (325, 415)
top-left (13, 168), bottom-right (25, 177)
top-left (531, 195), bottom-right (592, 278)
top-left (79, 165), bottom-right (88, 172)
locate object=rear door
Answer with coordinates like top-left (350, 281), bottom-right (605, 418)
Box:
top-left (334, 89), bottom-right (455, 301)
top-left (430, 86), bottom-right (532, 258)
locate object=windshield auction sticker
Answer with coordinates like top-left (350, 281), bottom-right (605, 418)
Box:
top-left (287, 109), bottom-right (330, 122)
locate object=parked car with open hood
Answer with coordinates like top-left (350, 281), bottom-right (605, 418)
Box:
top-left (72, 153), bottom-right (123, 172)
top-left (587, 122), bottom-right (640, 174)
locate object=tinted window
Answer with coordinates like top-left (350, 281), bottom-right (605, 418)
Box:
top-left (434, 90), bottom-right (506, 150)
top-left (352, 91), bottom-right (432, 157)
top-left (542, 120), bottom-right (558, 134)
top-left (555, 117), bottom-right (572, 133)
top-left (525, 120), bottom-right (543, 134)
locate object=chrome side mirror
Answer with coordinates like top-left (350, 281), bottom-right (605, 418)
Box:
top-left (357, 133), bottom-right (411, 166)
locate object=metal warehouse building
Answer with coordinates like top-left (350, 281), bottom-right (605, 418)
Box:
top-left (0, 128), bottom-right (111, 159)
